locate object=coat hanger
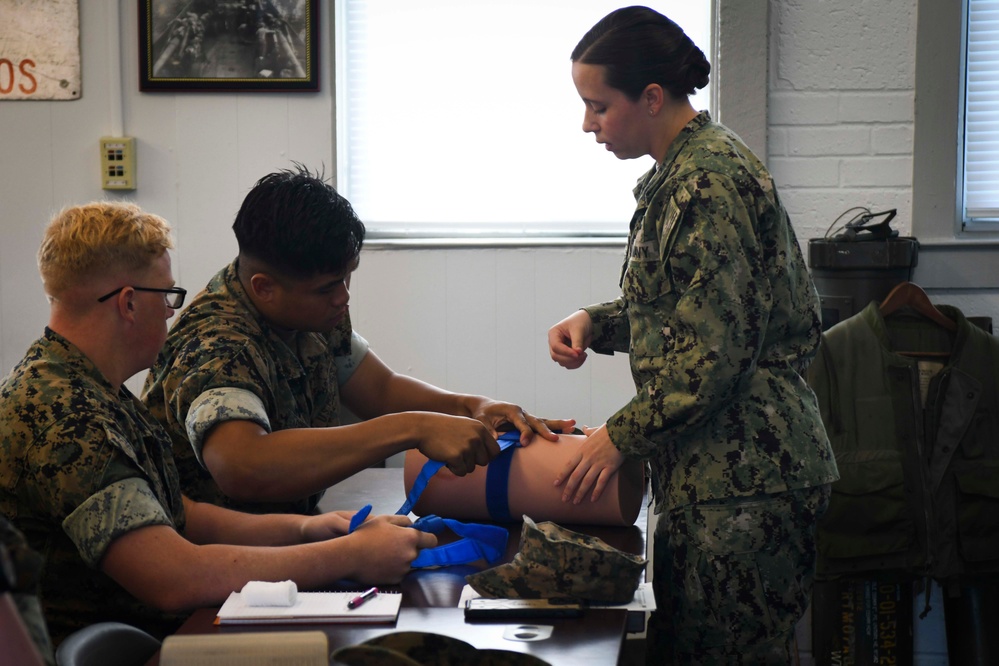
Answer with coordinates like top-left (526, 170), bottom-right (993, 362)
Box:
top-left (879, 281), bottom-right (957, 332)
top-left (879, 281), bottom-right (956, 358)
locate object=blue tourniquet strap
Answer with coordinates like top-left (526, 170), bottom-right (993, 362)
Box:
top-left (408, 515), bottom-right (508, 568)
top-left (495, 430), bottom-right (523, 448)
top-left (348, 431), bottom-right (523, 568)
top-left (485, 432), bottom-right (521, 522)
top-left (396, 459), bottom-right (446, 517)
top-left (348, 504), bottom-right (373, 533)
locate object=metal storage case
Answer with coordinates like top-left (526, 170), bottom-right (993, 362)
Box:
top-left (807, 236), bottom-right (918, 330)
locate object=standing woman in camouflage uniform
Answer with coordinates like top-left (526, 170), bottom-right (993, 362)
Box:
top-left (547, 7), bottom-right (839, 664)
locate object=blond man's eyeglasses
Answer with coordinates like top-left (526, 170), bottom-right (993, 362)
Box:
top-left (97, 286), bottom-right (187, 309)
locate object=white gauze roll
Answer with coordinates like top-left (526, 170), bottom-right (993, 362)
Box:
top-left (240, 580), bottom-right (298, 607)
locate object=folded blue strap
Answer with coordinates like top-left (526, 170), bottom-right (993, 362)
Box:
top-left (408, 515), bottom-right (508, 568)
top-left (348, 431), bottom-right (524, 568)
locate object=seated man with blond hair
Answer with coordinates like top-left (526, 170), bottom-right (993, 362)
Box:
top-left (0, 202), bottom-right (435, 644)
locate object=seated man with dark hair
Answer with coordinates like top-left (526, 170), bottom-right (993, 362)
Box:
top-left (0, 202), bottom-right (436, 644)
top-left (143, 165), bottom-right (573, 514)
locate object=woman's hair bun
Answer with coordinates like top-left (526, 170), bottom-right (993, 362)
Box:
top-left (679, 48), bottom-right (711, 93)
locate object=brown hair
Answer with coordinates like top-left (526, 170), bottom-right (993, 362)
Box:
top-left (572, 6), bottom-right (710, 101)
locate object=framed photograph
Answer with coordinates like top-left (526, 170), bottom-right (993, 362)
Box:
top-left (138, 0), bottom-right (319, 92)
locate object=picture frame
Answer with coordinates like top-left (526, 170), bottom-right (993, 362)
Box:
top-left (138, 0), bottom-right (319, 92)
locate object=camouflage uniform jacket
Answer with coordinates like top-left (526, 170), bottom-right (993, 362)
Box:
top-left (0, 329), bottom-right (186, 644)
top-left (585, 112), bottom-right (839, 514)
top-left (143, 261), bottom-right (353, 514)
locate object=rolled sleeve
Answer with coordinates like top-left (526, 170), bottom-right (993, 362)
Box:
top-left (62, 477), bottom-right (175, 568)
top-left (335, 331), bottom-right (370, 386)
top-left (185, 387), bottom-right (272, 467)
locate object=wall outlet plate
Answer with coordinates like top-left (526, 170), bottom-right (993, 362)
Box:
top-left (100, 136), bottom-right (136, 190)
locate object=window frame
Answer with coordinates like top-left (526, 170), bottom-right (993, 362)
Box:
top-left (912, 0), bottom-right (999, 289)
top-left (962, 0), bottom-right (999, 224)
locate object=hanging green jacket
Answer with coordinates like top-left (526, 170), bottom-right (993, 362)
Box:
top-left (808, 301), bottom-right (999, 584)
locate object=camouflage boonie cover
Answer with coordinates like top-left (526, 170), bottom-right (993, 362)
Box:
top-left (582, 111), bottom-right (838, 515)
top-left (143, 261), bottom-right (353, 514)
top-left (0, 329), bottom-right (186, 644)
top-left (331, 631), bottom-right (551, 666)
top-left (465, 516), bottom-right (646, 604)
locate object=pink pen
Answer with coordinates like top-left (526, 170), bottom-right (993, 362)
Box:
top-left (347, 586), bottom-right (379, 609)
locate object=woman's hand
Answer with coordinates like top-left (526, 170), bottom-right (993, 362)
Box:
top-left (553, 424), bottom-right (625, 503)
top-left (548, 310), bottom-right (594, 369)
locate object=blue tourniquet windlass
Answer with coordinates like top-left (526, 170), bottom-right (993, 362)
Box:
top-left (348, 431), bottom-right (523, 568)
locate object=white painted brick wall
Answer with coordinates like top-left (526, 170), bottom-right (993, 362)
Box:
top-left (786, 126), bottom-right (871, 156)
top-left (872, 125), bottom-right (914, 155)
top-left (840, 156), bottom-right (914, 188)
top-left (770, 1), bottom-right (918, 244)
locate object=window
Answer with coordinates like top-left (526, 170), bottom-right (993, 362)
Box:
top-left (911, 0), bottom-right (999, 288)
top-left (963, 0), bottom-right (999, 226)
top-left (335, 1), bottom-right (713, 238)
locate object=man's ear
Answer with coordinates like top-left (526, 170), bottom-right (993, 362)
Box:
top-left (117, 288), bottom-right (137, 321)
top-left (248, 273), bottom-right (279, 302)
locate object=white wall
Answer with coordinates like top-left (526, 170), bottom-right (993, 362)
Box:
top-left (349, 247), bottom-right (634, 443)
top-left (0, 1), bottom-right (991, 662)
top-left (0, 1), bottom-right (337, 377)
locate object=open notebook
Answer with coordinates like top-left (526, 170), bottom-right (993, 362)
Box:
top-left (216, 591), bottom-right (402, 625)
